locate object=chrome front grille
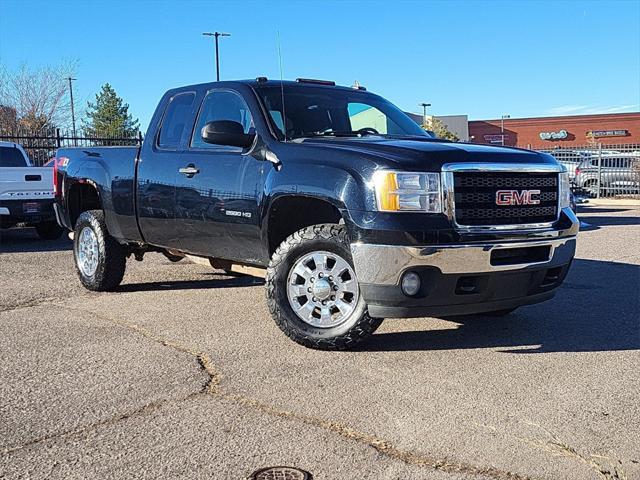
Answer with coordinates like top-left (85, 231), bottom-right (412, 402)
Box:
top-left (452, 171), bottom-right (559, 226)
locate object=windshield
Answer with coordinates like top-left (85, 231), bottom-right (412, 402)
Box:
top-left (255, 85), bottom-right (428, 141)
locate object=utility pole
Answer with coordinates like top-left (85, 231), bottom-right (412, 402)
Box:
top-left (202, 32), bottom-right (231, 81)
top-left (501, 114), bottom-right (510, 146)
top-left (67, 77), bottom-right (77, 144)
top-left (420, 102), bottom-right (431, 128)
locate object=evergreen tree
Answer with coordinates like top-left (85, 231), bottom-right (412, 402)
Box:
top-left (423, 117), bottom-right (459, 142)
top-left (83, 83), bottom-right (139, 138)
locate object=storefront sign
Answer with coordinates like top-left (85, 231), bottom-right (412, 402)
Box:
top-left (587, 129), bottom-right (628, 138)
top-left (484, 134), bottom-right (506, 143)
top-left (539, 130), bottom-right (568, 140)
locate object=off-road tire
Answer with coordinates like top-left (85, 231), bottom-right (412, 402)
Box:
top-left (73, 210), bottom-right (126, 291)
top-left (266, 224), bottom-right (383, 350)
top-left (35, 221), bottom-right (63, 240)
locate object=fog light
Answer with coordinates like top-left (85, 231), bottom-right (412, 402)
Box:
top-left (401, 271), bottom-right (421, 296)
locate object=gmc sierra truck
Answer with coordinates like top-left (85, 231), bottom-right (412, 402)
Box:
top-left (53, 78), bottom-right (578, 349)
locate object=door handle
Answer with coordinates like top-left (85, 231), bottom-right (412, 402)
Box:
top-left (179, 165), bottom-right (199, 177)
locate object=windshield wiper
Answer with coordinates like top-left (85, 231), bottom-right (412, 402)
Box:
top-left (291, 131), bottom-right (372, 140)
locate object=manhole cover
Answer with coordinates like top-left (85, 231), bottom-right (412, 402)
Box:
top-left (249, 466), bottom-right (312, 480)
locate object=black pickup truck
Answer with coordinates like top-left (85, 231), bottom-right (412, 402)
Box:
top-left (54, 78), bottom-right (578, 349)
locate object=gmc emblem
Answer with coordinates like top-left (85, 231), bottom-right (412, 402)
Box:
top-left (495, 189), bottom-right (541, 206)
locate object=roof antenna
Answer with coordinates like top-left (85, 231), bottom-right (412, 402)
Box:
top-left (277, 31), bottom-right (287, 142)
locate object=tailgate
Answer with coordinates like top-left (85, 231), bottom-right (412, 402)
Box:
top-left (0, 167), bottom-right (54, 202)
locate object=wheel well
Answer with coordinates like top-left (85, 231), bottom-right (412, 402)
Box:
top-left (68, 183), bottom-right (101, 227)
top-left (268, 196), bottom-right (343, 254)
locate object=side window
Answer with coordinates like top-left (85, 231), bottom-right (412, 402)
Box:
top-left (157, 92), bottom-right (196, 149)
top-left (191, 90), bottom-right (254, 149)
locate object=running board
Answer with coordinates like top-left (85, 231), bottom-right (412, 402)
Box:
top-left (185, 255), bottom-right (266, 279)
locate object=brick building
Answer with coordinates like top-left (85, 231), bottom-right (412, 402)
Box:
top-left (468, 112), bottom-right (640, 149)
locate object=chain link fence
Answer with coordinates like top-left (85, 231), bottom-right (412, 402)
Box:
top-left (530, 143), bottom-right (640, 199)
top-left (0, 127), bottom-right (143, 166)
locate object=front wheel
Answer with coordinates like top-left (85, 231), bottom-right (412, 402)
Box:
top-left (266, 224), bottom-right (382, 350)
top-left (73, 210), bottom-right (126, 291)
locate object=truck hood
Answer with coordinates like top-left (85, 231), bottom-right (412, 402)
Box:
top-left (295, 137), bottom-right (551, 170)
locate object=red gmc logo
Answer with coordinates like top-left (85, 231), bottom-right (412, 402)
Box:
top-left (495, 189), bottom-right (541, 206)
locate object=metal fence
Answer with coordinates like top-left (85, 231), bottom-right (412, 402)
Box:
top-left (3, 128), bottom-right (638, 199)
top-left (0, 128), bottom-right (143, 166)
top-left (531, 143), bottom-right (640, 199)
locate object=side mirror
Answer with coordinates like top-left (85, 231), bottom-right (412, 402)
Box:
top-left (201, 120), bottom-right (255, 148)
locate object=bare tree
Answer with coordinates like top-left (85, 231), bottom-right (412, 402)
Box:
top-left (0, 60), bottom-right (77, 132)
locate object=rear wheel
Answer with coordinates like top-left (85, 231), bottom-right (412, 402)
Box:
top-left (73, 210), bottom-right (126, 291)
top-left (35, 221), bottom-right (63, 240)
top-left (266, 224), bottom-right (382, 350)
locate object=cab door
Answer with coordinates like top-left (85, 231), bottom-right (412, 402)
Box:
top-left (175, 88), bottom-right (265, 262)
top-left (136, 91), bottom-right (197, 248)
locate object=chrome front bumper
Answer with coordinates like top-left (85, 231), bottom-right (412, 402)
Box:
top-left (351, 237), bottom-right (577, 285)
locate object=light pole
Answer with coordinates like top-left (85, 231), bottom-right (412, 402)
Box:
top-left (202, 32), bottom-right (231, 81)
top-left (66, 77), bottom-right (77, 143)
top-left (420, 102), bottom-right (431, 127)
top-left (500, 114), bottom-right (510, 146)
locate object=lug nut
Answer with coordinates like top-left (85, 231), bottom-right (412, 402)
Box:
top-left (333, 285), bottom-right (339, 291)
top-left (312, 297), bottom-right (317, 302)
top-left (322, 300), bottom-right (327, 305)
top-left (318, 272), bottom-right (324, 278)
top-left (329, 276), bottom-right (333, 281)
top-left (330, 295), bottom-right (335, 301)
top-left (307, 287), bottom-right (312, 293)
top-left (310, 278), bottom-right (315, 283)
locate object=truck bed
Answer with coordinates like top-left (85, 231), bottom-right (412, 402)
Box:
top-left (56, 146), bottom-right (141, 241)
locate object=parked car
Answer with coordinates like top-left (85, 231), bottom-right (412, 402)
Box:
top-left (547, 149), bottom-right (592, 184)
top-left (0, 141), bottom-right (63, 239)
top-left (574, 154), bottom-right (640, 196)
top-left (53, 78), bottom-right (578, 349)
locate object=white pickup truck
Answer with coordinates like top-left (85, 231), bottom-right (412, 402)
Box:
top-left (0, 141), bottom-right (63, 239)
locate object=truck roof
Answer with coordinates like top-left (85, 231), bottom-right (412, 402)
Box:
top-left (168, 78), bottom-right (368, 94)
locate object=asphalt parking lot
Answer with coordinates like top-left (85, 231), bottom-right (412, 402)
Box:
top-left (1, 205), bottom-right (638, 480)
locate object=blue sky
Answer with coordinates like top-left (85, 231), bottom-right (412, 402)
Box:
top-left (1, 0), bottom-right (639, 129)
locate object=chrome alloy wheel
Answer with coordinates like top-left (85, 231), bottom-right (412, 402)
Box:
top-left (286, 251), bottom-right (360, 328)
top-left (77, 226), bottom-right (99, 277)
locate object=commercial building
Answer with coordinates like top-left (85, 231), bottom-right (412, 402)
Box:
top-left (405, 112), bottom-right (469, 141)
top-left (468, 112), bottom-right (640, 149)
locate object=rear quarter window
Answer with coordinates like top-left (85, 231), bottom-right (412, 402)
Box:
top-left (0, 146), bottom-right (28, 167)
top-left (157, 92), bottom-right (196, 149)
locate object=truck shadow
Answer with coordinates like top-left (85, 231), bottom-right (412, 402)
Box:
top-left (0, 228), bottom-right (72, 253)
top-left (577, 207), bottom-right (634, 214)
top-left (360, 258), bottom-right (640, 354)
top-left (578, 215), bottom-right (640, 227)
top-left (117, 273), bottom-right (264, 292)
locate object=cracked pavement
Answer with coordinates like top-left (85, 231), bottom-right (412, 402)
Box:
top-left (0, 205), bottom-right (638, 479)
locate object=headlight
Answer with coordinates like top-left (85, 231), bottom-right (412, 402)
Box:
top-left (559, 171), bottom-right (571, 208)
top-left (373, 171), bottom-right (442, 213)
